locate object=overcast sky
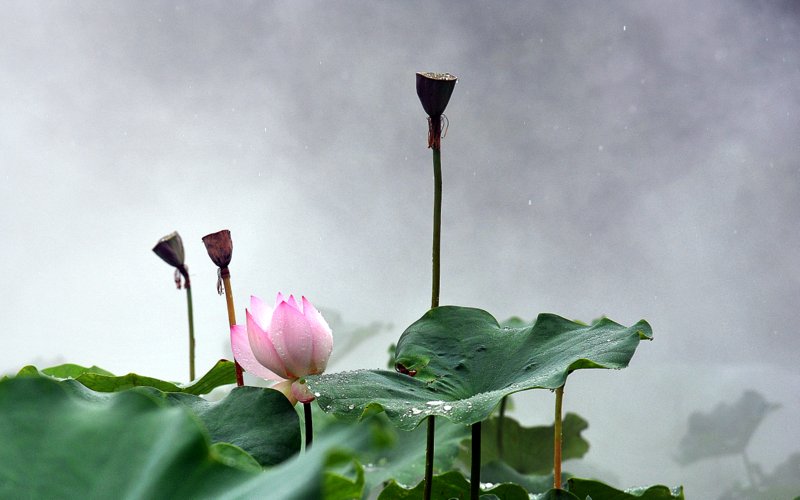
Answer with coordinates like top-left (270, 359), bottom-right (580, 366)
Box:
top-left (2, 1), bottom-right (798, 496)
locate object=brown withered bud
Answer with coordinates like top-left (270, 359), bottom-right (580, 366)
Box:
top-left (153, 231), bottom-right (190, 288)
top-left (416, 72), bottom-right (457, 150)
top-left (202, 229), bottom-right (233, 269)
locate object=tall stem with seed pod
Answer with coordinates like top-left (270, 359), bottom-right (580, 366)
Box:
top-left (415, 71), bottom-right (457, 500)
top-left (202, 229), bottom-right (244, 386)
top-left (153, 231), bottom-right (196, 381)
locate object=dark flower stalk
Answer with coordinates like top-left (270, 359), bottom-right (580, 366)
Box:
top-left (416, 71), bottom-right (457, 500)
top-left (153, 231), bottom-right (196, 381)
top-left (201, 229), bottom-right (244, 386)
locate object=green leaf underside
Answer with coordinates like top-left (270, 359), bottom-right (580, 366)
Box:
top-left (469, 414), bottom-right (589, 475)
top-left (0, 376), bottom-right (370, 499)
top-left (0, 376), bottom-right (255, 499)
top-left (12, 368), bottom-right (300, 467)
top-left (377, 470), bottom-right (530, 500)
top-left (162, 386), bottom-right (301, 466)
top-left (309, 306), bottom-right (651, 430)
top-left (19, 359), bottom-right (236, 395)
top-left (567, 478), bottom-right (685, 499)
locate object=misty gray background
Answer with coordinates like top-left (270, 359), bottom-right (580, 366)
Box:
top-left (1, 1), bottom-right (798, 497)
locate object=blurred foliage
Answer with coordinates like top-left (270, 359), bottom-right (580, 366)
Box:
top-left (676, 390), bottom-right (779, 465)
top-left (717, 452), bottom-right (800, 500)
top-left (461, 414), bottom-right (590, 475)
top-left (320, 307), bottom-right (393, 366)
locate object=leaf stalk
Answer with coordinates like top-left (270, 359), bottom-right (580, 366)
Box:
top-left (185, 285), bottom-right (195, 381)
top-left (554, 384), bottom-right (564, 489)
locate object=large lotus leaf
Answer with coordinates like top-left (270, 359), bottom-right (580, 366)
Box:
top-left (16, 359), bottom-right (236, 395)
top-left (0, 376), bottom-right (370, 499)
top-left (468, 414), bottom-right (589, 474)
top-left (377, 470), bottom-right (530, 500)
top-left (566, 478), bottom-right (685, 499)
top-left (308, 306), bottom-right (651, 430)
top-left (16, 368), bottom-right (301, 467)
top-left (161, 386), bottom-right (300, 466)
top-left (0, 376), bottom-right (257, 498)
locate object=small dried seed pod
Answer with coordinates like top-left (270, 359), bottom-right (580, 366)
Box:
top-left (202, 229), bottom-right (233, 269)
top-left (416, 72), bottom-right (457, 150)
top-left (153, 231), bottom-right (189, 288)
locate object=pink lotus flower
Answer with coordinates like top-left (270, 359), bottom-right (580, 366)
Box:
top-left (230, 293), bottom-right (333, 404)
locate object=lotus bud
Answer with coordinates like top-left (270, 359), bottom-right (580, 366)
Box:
top-left (416, 72), bottom-right (457, 150)
top-left (230, 293), bottom-right (333, 404)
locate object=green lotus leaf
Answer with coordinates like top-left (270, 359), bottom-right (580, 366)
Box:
top-left (15, 369), bottom-right (301, 467)
top-left (480, 460), bottom-right (559, 494)
top-left (377, 470), bottom-right (530, 500)
top-left (0, 376), bottom-right (369, 499)
top-left (17, 359), bottom-right (236, 395)
top-left (567, 478), bottom-right (685, 499)
top-left (0, 376), bottom-right (256, 498)
top-left (42, 363), bottom-right (115, 377)
top-left (323, 450), bottom-right (366, 500)
top-left (161, 386), bottom-right (301, 466)
top-left (469, 414), bottom-right (589, 475)
top-left (308, 306), bottom-right (651, 430)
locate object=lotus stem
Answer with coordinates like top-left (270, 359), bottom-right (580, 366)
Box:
top-left (185, 284), bottom-right (196, 381)
top-left (471, 421), bottom-right (481, 500)
top-left (304, 402), bottom-right (313, 449)
top-left (497, 396), bottom-right (507, 459)
top-left (417, 71), bottom-right (455, 500)
top-left (431, 148), bottom-right (442, 308)
top-left (424, 145), bottom-right (443, 500)
top-left (221, 271), bottom-right (244, 386)
top-left (553, 384), bottom-right (564, 489)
